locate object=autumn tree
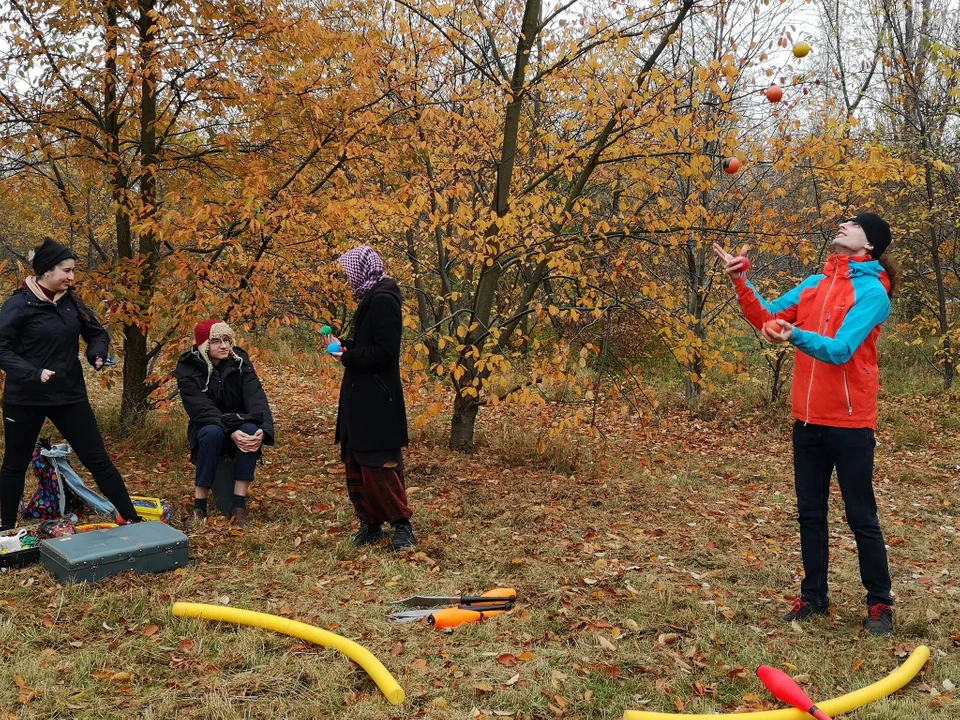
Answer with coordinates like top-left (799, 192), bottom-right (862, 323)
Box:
top-left (875, 0), bottom-right (960, 387)
top-left (0, 0), bottom-right (403, 421)
top-left (333, 0), bottom-right (701, 451)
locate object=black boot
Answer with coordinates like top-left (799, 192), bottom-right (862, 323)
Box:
top-left (390, 520), bottom-right (417, 551)
top-left (352, 522), bottom-right (384, 547)
top-left (780, 597), bottom-right (829, 622)
top-left (865, 603), bottom-right (894, 636)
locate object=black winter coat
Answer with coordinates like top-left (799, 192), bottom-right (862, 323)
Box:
top-left (335, 278), bottom-right (409, 452)
top-left (174, 346), bottom-right (275, 451)
top-left (0, 279), bottom-right (110, 406)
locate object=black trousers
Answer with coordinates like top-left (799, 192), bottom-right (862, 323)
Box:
top-left (793, 421), bottom-right (893, 608)
top-left (0, 402), bottom-right (138, 528)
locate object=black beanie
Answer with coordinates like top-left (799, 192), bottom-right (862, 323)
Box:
top-left (849, 213), bottom-right (891, 259)
top-left (31, 237), bottom-right (76, 276)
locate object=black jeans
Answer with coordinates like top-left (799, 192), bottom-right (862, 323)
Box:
top-left (0, 402), bottom-right (138, 527)
top-left (194, 423), bottom-right (259, 489)
top-left (793, 421), bottom-right (893, 608)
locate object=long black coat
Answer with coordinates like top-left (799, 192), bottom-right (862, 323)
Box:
top-left (0, 279), bottom-right (110, 406)
top-left (174, 346), bottom-right (275, 451)
top-left (335, 278), bottom-right (409, 452)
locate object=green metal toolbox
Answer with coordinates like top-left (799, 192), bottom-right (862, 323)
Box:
top-left (40, 522), bottom-right (189, 583)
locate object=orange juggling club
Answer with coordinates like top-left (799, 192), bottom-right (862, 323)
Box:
top-left (757, 665), bottom-right (833, 720)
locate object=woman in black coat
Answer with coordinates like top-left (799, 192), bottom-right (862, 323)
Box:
top-left (174, 319), bottom-right (274, 528)
top-left (334, 246), bottom-right (415, 550)
top-left (0, 238), bottom-right (141, 530)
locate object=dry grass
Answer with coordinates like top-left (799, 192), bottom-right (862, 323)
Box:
top-left (1, 355), bottom-right (958, 720)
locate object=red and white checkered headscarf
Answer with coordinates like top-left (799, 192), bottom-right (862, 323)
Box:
top-left (338, 246), bottom-right (386, 301)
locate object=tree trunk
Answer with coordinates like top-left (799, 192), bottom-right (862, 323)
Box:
top-left (922, 160), bottom-right (954, 389)
top-left (449, 392), bottom-right (480, 452)
top-left (684, 236), bottom-right (707, 411)
top-left (448, 0), bottom-right (541, 453)
top-left (119, 0), bottom-right (160, 424)
top-left (769, 349), bottom-right (788, 403)
top-left (683, 355), bottom-right (703, 408)
top-left (121, 325), bottom-right (151, 421)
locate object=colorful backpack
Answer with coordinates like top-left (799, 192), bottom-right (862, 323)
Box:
top-left (22, 444), bottom-right (81, 520)
top-left (21, 441), bottom-right (119, 521)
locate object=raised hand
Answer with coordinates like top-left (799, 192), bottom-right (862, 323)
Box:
top-left (713, 243), bottom-right (751, 276)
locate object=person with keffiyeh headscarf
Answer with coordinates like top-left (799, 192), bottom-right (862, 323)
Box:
top-left (332, 246), bottom-right (415, 551)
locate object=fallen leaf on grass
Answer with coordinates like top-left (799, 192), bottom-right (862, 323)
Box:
top-left (598, 635), bottom-right (617, 651)
top-left (517, 651), bottom-right (535, 661)
top-left (728, 667), bottom-right (750, 680)
top-left (674, 697), bottom-right (685, 711)
top-left (143, 624), bottom-right (160, 637)
top-left (506, 673), bottom-right (520, 686)
top-left (474, 683), bottom-right (494, 694)
top-left (391, 643), bottom-right (405, 656)
top-left (179, 638), bottom-right (196, 653)
top-left (851, 658), bottom-right (865, 672)
top-left (497, 653), bottom-right (517, 667)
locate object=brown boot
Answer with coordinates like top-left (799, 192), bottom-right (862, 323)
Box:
top-left (230, 506), bottom-right (248, 528)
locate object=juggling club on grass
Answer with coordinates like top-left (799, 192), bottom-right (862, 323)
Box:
top-left (757, 665), bottom-right (833, 720)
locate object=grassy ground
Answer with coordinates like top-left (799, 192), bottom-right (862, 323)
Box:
top-left (1, 348), bottom-right (958, 719)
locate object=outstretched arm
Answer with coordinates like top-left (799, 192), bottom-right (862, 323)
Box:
top-left (713, 243), bottom-right (806, 328)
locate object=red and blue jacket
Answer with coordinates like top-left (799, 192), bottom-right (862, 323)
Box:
top-left (734, 254), bottom-right (891, 429)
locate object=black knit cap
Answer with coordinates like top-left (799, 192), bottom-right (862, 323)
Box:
top-left (849, 213), bottom-right (891, 259)
top-left (31, 237), bottom-right (77, 276)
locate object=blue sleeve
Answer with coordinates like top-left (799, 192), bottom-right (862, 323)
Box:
top-left (746, 275), bottom-right (823, 314)
top-left (791, 284), bottom-right (890, 364)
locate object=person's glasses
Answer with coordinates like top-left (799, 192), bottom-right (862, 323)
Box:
top-left (210, 336), bottom-right (232, 346)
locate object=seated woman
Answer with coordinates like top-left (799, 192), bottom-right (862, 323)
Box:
top-left (0, 237), bottom-right (142, 530)
top-left (175, 320), bottom-right (274, 528)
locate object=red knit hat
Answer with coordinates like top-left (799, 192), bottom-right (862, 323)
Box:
top-left (195, 319), bottom-right (219, 347)
top-left (193, 319), bottom-right (236, 390)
